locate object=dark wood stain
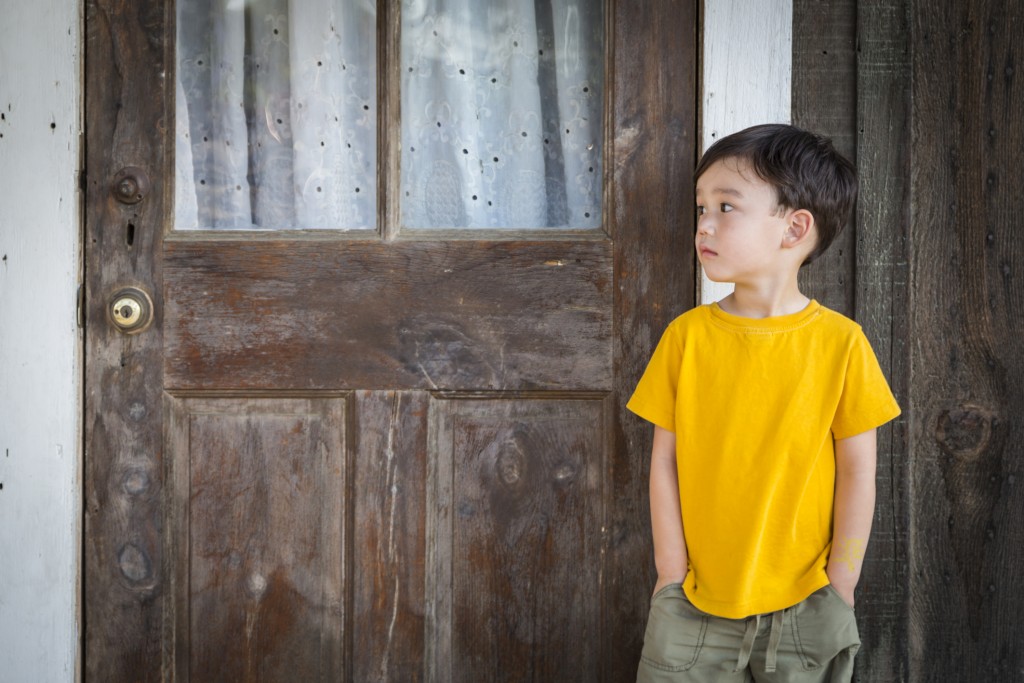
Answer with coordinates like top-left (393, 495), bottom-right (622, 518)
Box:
top-left (352, 391), bottom-right (428, 682)
top-left (794, 0), bottom-right (915, 681)
top-left (609, 1), bottom-right (698, 680)
top-left (850, 1), bottom-right (915, 680)
top-left (163, 240), bottom-right (613, 392)
top-left (850, 3), bottom-right (914, 681)
top-left (793, 1), bottom-right (1023, 680)
top-left (169, 398), bottom-right (346, 680)
top-left (84, 2), bottom-right (699, 681)
top-left (794, 0), bottom-right (858, 317)
top-left (85, 0), bottom-right (1024, 680)
top-left (430, 397), bottom-right (607, 682)
top-left (909, 1), bottom-right (1024, 679)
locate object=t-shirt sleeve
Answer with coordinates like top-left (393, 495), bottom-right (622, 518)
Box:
top-left (831, 329), bottom-right (902, 440)
top-left (626, 322), bottom-right (683, 432)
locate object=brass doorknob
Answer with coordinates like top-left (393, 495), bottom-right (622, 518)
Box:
top-left (108, 287), bottom-right (154, 334)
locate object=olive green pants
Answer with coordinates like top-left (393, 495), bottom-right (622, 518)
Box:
top-left (637, 585), bottom-right (860, 683)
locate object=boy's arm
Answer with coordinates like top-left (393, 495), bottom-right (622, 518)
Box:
top-left (650, 425), bottom-right (688, 595)
top-left (827, 428), bottom-right (877, 608)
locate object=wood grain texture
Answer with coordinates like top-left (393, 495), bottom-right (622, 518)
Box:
top-left (610, 2), bottom-right (697, 680)
top-left (853, 1), bottom-right (913, 681)
top-left (164, 395), bottom-right (347, 681)
top-left (793, 0), bottom-right (858, 316)
top-left (427, 396), bottom-right (607, 683)
top-left (164, 239), bottom-right (612, 392)
top-left (796, 1), bottom-right (914, 680)
top-left (84, 2), bottom-right (700, 681)
top-left (792, 4), bottom-right (915, 680)
top-left (83, 0), bottom-right (168, 680)
top-left (351, 391), bottom-right (429, 682)
top-left (909, 1), bottom-right (1024, 679)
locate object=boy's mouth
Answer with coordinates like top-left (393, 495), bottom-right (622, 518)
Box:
top-left (699, 246), bottom-right (718, 258)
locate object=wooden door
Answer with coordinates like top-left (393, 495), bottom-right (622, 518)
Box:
top-left (83, 2), bottom-right (696, 680)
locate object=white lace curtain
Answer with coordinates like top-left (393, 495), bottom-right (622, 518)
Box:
top-left (175, 0), bottom-right (603, 231)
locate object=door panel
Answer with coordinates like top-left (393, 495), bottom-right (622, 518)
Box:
top-left (84, 1), bottom-right (697, 681)
top-left (427, 396), bottom-right (606, 682)
top-left (165, 395), bottom-right (347, 680)
top-left (351, 391), bottom-right (429, 682)
top-left (163, 240), bottom-right (611, 391)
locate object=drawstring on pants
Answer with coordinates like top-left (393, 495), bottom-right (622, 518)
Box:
top-left (734, 608), bottom-right (786, 673)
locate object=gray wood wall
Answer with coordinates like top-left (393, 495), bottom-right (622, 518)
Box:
top-left (793, 0), bottom-right (1023, 680)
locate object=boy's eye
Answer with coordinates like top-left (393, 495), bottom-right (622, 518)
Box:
top-left (696, 205), bottom-right (706, 216)
top-left (720, 203), bottom-right (733, 213)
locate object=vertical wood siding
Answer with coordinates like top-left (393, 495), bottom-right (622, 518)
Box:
top-left (794, 1), bottom-right (913, 681)
top-left (794, 0), bottom-right (1022, 680)
top-left (793, 0), bottom-right (858, 316)
top-left (611, 3), bottom-right (698, 678)
top-left (909, 1), bottom-right (1024, 679)
top-left (852, 2), bottom-right (913, 681)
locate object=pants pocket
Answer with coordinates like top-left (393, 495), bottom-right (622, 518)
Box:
top-left (792, 586), bottom-right (861, 671)
top-left (639, 586), bottom-right (708, 673)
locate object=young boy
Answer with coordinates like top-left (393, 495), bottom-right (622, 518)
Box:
top-left (628, 124), bottom-right (901, 682)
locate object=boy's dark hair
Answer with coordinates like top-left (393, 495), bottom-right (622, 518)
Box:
top-left (695, 123), bottom-right (857, 266)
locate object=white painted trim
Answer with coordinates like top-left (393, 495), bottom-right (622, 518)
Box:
top-left (700, 0), bottom-right (792, 305)
top-left (0, 0), bottom-right (82, 680)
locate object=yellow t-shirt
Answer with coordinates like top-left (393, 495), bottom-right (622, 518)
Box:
top-left (627, 300), bottom-right (901, 618)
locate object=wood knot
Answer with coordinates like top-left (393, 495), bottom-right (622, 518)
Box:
top-left (122, 467), bottom-right (151, 495)
top-left (496, 443), bottom-right (525, 487)
top-left (935, 403), bottom-right (996, 460)
top-left (552, 461), bottom-right (577, 485)
top-left (117, 543), bottom-right (152, 583)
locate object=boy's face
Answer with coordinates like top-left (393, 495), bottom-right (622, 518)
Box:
top-left (694, 157), bottom-right (803, 284)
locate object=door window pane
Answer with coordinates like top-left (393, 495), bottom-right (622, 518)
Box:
top-left (175, 0), bottom-right (376, 230)
top-left (401, 0), bottom-right (604, 229)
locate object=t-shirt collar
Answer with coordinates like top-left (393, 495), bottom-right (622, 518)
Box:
top-left (708, 299), bottom-right (822, 333)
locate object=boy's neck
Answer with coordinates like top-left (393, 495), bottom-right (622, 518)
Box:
top-left (717, 280), bottom-right (811, 319)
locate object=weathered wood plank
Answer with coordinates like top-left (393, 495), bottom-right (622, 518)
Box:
top-left (164, 395), bottom-right (347, 681)
top-left (427, 396), bottom-right (607, 683)
top-left (852, 1), bottom-right (913, 681)
top-left (610, 2), bottom-right (697, 679)
top-left (83, 4), bottom-right (701, 682)
top-left (164, 239), bottom-right (612, 392)
top-left (83, 0), bottom-right (168, 679)
top-left (793, 4), bottom-right (915, 679)
top-left (351, 391), bottom-right (429, 682)
top-left (793, 0), bottom-right (858, 316)
top-left (909, 0), bottom-right (1024, 679)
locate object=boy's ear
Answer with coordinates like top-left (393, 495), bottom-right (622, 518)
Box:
top-left (782, 209), bottom-right (815, 249)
